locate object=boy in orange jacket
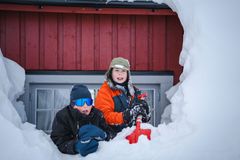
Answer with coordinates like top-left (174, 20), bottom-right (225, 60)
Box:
top-left (95, 57), bottom-right (150, 133)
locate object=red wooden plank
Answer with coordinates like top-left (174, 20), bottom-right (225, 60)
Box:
top-left (5, 12), bottom-right (20, 63)
top-left (19, 13), bottom-right (26, 68)
top-left (43, 13), bottom-right (58, 70)
top-left (25, 13), bottom-right (40, 70)
top-left (148, 16), bottom-right (153, 70)
top-left (57, 14), bottom-right (63, 70)
top-left (152, 16), bottom-right (166, 70)
top-left (130, 16), bottom-right (136, 70)
top-left (62, 14), bottom-right (77, 70)
top-left (76, 15), bottom-right (81, 70)
top-left (39, 14), bottom-right (45, 69)
top-left (166, 16), bottom-right (183, 83)
top-left (117, 15), bottom-right (131, 60)
top-left (99, 15), bottom-right (113, 70)
top-left (135, 15), bottom-right (148, 70)
top-left (0, 4), bottom-right (176, 16)
top-left (81, 14), bottom-right (95, 70)
top-left (0, 12), bottom-right (6, 55)
top-left (94, 15), bottom-right (100, 70)
top-left (112, 15), bottom-right (118, 58)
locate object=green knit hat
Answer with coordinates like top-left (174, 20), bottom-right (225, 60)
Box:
top-left (109, 57), bottom-right (130, 70)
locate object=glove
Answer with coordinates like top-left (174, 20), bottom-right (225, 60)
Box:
top-left (139, 100), bottom-right (150, 114)
top-left (78, 124), bottom-right (107, 142)
top-left (123, 104), bottom-right (147, 125)
top-left (131, 104), bottom-right (148, 120)
top-left (137, 100), bottom-right (151, 123)
top-left (75, 139), bottom-right (99, 157)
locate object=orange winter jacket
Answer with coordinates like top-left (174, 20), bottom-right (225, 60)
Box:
top-left (95, 81), bottom-right (131, 126)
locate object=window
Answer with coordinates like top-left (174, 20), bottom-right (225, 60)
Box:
top-left (23, 72), bottom-right (173, 133)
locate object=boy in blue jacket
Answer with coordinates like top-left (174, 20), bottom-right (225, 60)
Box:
top-left (51, 84), bottom-right (116, 157)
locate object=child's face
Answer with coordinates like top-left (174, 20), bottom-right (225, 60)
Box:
top-left (112, 68), bottom-right (128, 84)
top-left (73, 104), bottom-right (92, 115)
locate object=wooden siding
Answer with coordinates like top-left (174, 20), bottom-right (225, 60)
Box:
top-left (0, 8), bottom-right (183, 83)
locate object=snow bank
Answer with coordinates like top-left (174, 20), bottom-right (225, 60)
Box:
top-left (0, 49), bottom-right (61, 160)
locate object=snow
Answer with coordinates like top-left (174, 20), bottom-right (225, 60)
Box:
top-left (1, 0), bottom-right (240, 160)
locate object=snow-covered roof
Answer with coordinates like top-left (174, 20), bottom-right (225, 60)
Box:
top-left (0, 0), bottom-right (169, 9)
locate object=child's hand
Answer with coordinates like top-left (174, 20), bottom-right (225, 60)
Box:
top-left (75, 139), bottom-right (98, 157)
top-left (78, 124), bottom-right (107, 141)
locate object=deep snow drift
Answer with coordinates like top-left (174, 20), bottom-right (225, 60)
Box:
top-left (1, 0), bottom-right (240, 159)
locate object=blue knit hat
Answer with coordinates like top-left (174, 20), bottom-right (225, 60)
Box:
top-left (70, 84), bottom-right (92, 102)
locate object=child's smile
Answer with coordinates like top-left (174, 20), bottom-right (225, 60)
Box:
top-left (112, 68), bottom-right (128, 84)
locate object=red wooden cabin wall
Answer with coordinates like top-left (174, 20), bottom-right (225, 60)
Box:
top-left (0, 7), bottom-right (183, 83)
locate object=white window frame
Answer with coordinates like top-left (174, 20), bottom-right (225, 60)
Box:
top-left (23, 72), bottom-right (173, 132)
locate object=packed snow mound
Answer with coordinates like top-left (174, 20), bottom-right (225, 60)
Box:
top-left (0, 49), bottom-right (24, 126)
top-left (0, 50), bottom-right (61, 160)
